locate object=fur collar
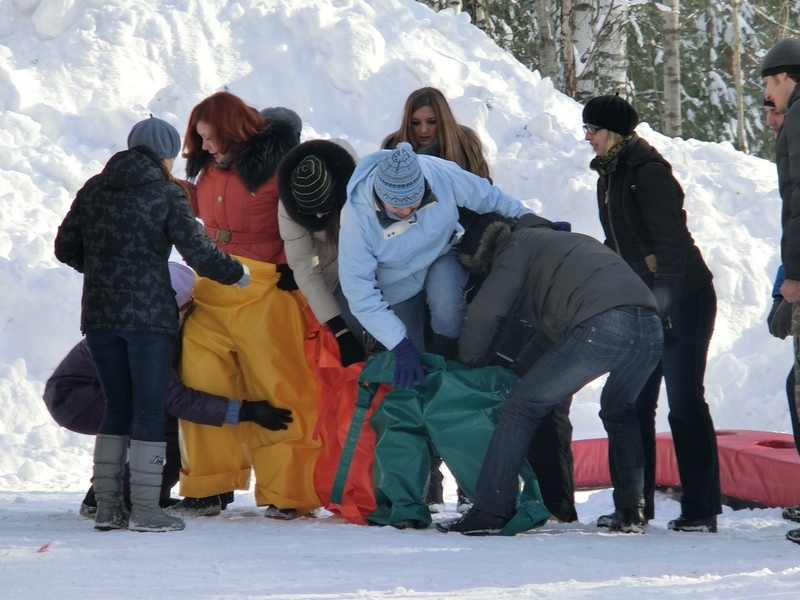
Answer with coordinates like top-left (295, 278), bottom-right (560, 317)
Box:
top-left (186, 121), bottom-right (300, 192)
top-left (458, 218), bottom-right (512, 276)
top-left (277, 139), bottom-right (356, 232)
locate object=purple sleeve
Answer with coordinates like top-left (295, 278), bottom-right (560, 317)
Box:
top-left (164, 372), bottom-right (231, 426)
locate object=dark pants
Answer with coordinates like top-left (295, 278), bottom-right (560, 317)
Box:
top-left (788, 369), bottom-right (800, 457)
top-left (86, 329), bottom-right (174, 442)
top-left (475, 306), bottom-right (663, 518)
top-left (334, 285), bottom-right (365, 347)
top-left (527, 398), bottom-right (577, 522)
top-left (636, 284), bottom-right (721, 520)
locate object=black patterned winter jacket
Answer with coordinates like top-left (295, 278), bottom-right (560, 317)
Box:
top-left (55, 146), bottom-right (243, 336)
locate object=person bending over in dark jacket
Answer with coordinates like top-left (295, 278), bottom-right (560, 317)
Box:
top-left (44, 263), bottom-right (292, 519)
top-left (583, 95), bottom-right (720, 533)
top-left (437, 213), bottom-right (663, 536)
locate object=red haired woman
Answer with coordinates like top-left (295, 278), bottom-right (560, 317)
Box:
top-left (172, 92), bottom-right (321, 519)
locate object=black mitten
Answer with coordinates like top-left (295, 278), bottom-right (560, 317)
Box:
top-left (652, 274), bottom-right (683, 328)
top-left (276, 264), bottom-right (298, 291)
top-left (769, 299), bottom-right (793, 340)
top-left (239, 400), bottom-right (293, 431)
top-left (326, 316), bottom-right (365, 367)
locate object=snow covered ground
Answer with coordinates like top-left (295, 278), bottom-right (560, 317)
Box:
top-left (0, 0), bottom-right (798, 597)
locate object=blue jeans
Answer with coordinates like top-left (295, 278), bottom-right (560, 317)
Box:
top-left (636, 283), bottom-right (720, 520)
top-left (86, 329), bottom-right (174, 442)
top-left (390, 250), bottom-right (467, 353)
top-left (475, 306), bottom-right (664, 518)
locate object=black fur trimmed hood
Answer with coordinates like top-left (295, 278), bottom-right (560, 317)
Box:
top-left (186, 120), bottom-right (300, 192)
top-left (458, 215), bottom-right (513, 276)
top-left (277, 139), bottom-right (356, 232)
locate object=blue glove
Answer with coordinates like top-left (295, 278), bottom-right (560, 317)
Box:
top-left (553, 221), bottom-right (571, 232)
top-left (391, 337), bottom-right (425, 389)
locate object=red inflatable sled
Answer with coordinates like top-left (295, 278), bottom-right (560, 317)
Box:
top-left (573, 430), bottom-right (800, 508)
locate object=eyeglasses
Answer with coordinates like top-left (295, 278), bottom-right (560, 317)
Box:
top-left (583, 124), bottom-right (605, 135)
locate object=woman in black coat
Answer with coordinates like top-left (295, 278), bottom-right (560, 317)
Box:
top-left (583, 95), bottom-right (720, 533)
top-left (55, 117), bottom-right (248, 533)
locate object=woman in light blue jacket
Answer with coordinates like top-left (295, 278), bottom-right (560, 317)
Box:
top-left (338, 142), bottom-right (531, 388)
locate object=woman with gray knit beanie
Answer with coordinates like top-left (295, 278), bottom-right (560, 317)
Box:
top-left (583, 94), bottom-right (720, 533)
top-left (55, 117), bottom-right (248, 533)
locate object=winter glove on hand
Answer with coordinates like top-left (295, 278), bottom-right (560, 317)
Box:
top-left (768, 298), bottom-right (793, 340)
top-left (553, 221), bottom-right (572, 232)
top-left (391, 337), bottom-right (425, 389)
top-left (652, 274), bottom-right (683, 328)
top-left (238, 400), bottom-right (293, 431)
top-left (236, 263), bottom-right (251, 289)
top-left (326, 316), bottom-right (365, 367)
top-left (275, 264), bottom-right (298, 291)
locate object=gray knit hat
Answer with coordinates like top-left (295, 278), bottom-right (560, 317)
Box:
top-left (291, 155), bottom-right (335, 214)
top-left (260, 107), bottom-right (302, 141)
top-left (374, 142), bottom-right (425, 207)
top-left (761, 38), bottom-right (800, 77)
top-left (127, 116), bottom-right (181, 159)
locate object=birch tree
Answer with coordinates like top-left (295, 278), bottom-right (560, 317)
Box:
top-left (537, 0), bottom-right (559, 81)
top-left (662, 0), bottom-right (681, 136)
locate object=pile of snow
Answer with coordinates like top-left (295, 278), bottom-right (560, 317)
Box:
top-left (1, 2), bottom-right (797, 597)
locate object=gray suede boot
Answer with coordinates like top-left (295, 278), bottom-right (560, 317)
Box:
top-left (92, 434), bottom-right (129, 531)
top-left (128, 440), bottom-right (185, 532)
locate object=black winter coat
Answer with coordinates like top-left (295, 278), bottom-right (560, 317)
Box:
top-left (591, 134), bottom-right (712, 300)
top-left (777, 83), bottom-right (800, 280)
top-left (43, 339), bottom-right (230, 434)
top-left (55, 146), bottom-right (244, 335)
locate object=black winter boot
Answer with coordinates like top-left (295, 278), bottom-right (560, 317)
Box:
top-left (783, 504), bottom-right (800, 523)
top-left (92, 434), bottom-right (130, 531)
top-left (80, 486), bottom-right (97, 519)
top-left (435, 507), bottom-right (508, 536)
top-left (667, 514), bottom-right (717, 533)
top-left (166, 495), bottom-right (221, 517)
top-left (608, 507), bottom-right (646, 534)
top-left (456, 487), bottom-right (473, 514)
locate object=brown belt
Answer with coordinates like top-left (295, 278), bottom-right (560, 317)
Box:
top-left (205, 226), bottom-right (267, 245)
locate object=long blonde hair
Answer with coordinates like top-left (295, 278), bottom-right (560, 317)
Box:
top-left (382, 87), bottom-right (490, 179)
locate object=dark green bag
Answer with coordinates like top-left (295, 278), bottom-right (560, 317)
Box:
top-left (366, 352), bottom-right (551, 535)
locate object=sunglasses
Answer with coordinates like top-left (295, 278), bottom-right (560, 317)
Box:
top-left (583, 124), bottom-right (605, 135)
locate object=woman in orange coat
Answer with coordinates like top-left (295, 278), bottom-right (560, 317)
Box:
top-left (172, 92), bottom-right (321, 519)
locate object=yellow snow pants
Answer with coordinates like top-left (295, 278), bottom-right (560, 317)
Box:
top-left (178, 256), bottom-right (321, 514)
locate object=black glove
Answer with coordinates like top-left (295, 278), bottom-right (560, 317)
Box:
top-left (238, 400), bottom-right (293, 431)
top-left (391, 337), bottom-right (425, 389)
top-left (276, 264), bottom-right (298, 291)
top-left (652, 274), bottom-right (683, 328)
top-left (768, 298), bottom-right (793, 340)
top-left (326, 316), bottom-right (365, 367)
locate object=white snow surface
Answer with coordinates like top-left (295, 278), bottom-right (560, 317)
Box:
top-left (1, 0), bottom-right (798, 598)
